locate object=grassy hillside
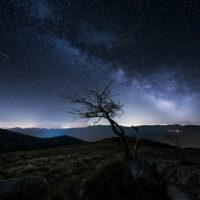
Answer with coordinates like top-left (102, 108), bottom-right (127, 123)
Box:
top-left (0, 138), bottom-right (199, 199)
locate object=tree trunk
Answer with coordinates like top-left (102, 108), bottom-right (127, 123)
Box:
top-left (132, 126), bottom-right (139, 160)
top-left (107, 117), bottom-right (131, 159)
top-left (120, 133), bottom-right (131, 159)
top-left (134, 135), bottom-right (139, 159)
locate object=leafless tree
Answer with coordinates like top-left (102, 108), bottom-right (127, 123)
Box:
top-left (132, 126), bottom-right (139, 159)
top-left (166, 129), bottom-right (182, 149)
top-left (63, 81), bottom-right (135, 159)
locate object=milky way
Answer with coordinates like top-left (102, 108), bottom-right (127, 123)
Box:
top-left (0, 0), bottom-right (200, 127)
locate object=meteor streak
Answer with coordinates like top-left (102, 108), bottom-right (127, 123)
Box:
top-left (0, 51), bottom-right (10, 59)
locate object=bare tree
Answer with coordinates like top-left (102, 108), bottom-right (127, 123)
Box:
top-left (132, 126), bottom-right (139, 159)
top-left (63, 81), bottom-right (133, 159)
top-left (166, 129), bottom-right (182, 149)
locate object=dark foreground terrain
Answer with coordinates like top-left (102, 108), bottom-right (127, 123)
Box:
top-left (0, 138), bottom-right (199, 200)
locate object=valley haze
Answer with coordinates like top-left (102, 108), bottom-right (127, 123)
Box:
top-left (10, 124), bottom-right (200, 148)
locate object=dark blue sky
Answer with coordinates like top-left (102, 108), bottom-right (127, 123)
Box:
top-left (0, 0), bottom-right (200, 128)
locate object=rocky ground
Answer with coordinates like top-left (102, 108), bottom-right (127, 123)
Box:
top-left (0, 138), bottom-right (199, 200)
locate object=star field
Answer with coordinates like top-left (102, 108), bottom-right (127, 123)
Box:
top-left (0, 0), bottom-right (200, 127)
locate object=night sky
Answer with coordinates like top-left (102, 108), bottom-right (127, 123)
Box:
top-left (1, 0), bottom-right (200, 128)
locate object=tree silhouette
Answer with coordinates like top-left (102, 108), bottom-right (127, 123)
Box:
top-left (166, 129), bottom-right (182, 149)
top-left (63, 81), bottom-right (136, 159)
top-left (132, 126), bottom-right (139, 159)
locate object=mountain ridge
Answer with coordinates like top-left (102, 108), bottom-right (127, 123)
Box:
top-left (0, 129), bottom-right (86, 153)
top-left (10, 124), bottom-right (200, 148)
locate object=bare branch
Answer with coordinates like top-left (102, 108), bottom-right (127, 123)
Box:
top-left (62, 80), bottom-right (132, 159)
top-left (93, 117), bottom-right (102, 126)
top-left (166, 129), bottom-right (182, 149)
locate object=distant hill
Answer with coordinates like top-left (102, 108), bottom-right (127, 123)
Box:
top-left (0, 129), bottom-right (86, 153)
top-left (11, 124), bottom-right (200, 148)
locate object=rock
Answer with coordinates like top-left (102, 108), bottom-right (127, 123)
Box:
top-left (129, 159), bottom-right (200, 200)
top-left (82, 160), bottom-right (169, 200)
top-left (0, 176), bottom-right (48, 200)
top-left (167, 185), bottom-right (190, 200)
